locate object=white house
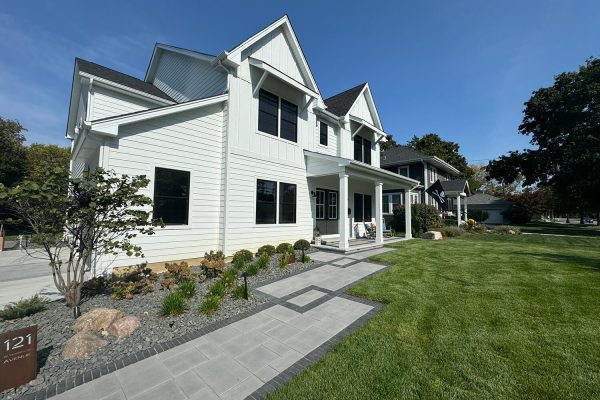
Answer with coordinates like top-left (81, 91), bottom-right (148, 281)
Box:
top-left (66, 15), bottom-right (420, 272)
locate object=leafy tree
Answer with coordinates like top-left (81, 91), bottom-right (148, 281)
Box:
top-left (0, 117), bottom-right (28, 187)
top-left (380, 134), bottom-right (399, 151)
top-left (407, 133), bottom-right (472, 178)
top-left (488, 57), bottom-right (600, 219)
top-left (0, 167), bottom-right (163, 315)
top-left (25, 144), bottom-right (70, 184)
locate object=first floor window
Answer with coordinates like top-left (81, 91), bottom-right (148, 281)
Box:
top-left (316, 190), bottom-right (325, 219)
top-left (383, 194), bottom-right (390, 214)
top-left (279, 182), bottom-right (297, 224)
top-left (328, 191), bottom-right (338, 219)
top-left (411, 192), bottom-right (420, 204)
top-left (384, 193), bottom-right (403, 214)
top-left (256, 179), bottom-right (277, 224)
top-left (153, 167), bottom-right (190, 225)
top-left (319, 121), bottom-right (328, 146)
top-left (353, 193), bottom-right (373, 222)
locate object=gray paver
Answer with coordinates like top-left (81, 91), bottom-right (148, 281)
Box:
top-left (116, 356), bottom-right (171, 398)
top-left (173, 369), bottom-right (208, 397)
top-left (220, 375), bottom-right (264, 400)
top-left (194, 354), bottom-right (251, 394)
top-left (287, 289), bottom-right (327, 306)
top-left (309, 250), bottom-right (344, 262)
top-left (254, 364), bottom-right (279, 382)
top-left (130, 379), bottom-right (187, 400)
top-left (235, 344), bottom-right (280, 370)
top-left (332, 257), bottom-right (356, 266)
top-left (269, 348), bottom-right (304, 372)
top-left (346, 247), bottom-right (394, 259)
top-left (162, 348), bottom-right (208, 376)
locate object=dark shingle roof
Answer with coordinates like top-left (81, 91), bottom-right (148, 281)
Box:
top-left (76, 58), bottom-right (175, 102)
top-left (323, 83), bottom-right (366, 116)
top-left (440, 179), bottom-right (468, 193)
top-left (380, 146), bottom-right (428, 166)
top-left (467, 193), bottom-right (514, 206)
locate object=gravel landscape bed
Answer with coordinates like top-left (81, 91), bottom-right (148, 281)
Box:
top-left (0, 250), bottom-right (316, 400)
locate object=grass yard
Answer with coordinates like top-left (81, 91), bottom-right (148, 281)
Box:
top-left (518, 221), bottom-right (600, 237)
top-left (269, 234), bottom-right (600, 399)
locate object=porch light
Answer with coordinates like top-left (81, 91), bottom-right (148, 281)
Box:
top-left (310, 190), bottom-right (317, 198)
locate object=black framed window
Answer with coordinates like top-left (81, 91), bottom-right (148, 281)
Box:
top-left (328, 191), bottom-right (337, 219)
top-left (363, 138), bottom-right (372, 165)
top-left (383, 194), bottom-right (390, 214)
top-left (258, 89), bottom-right (278, 136)
top-left (256, 179), bottom-right (277, 224)
top-left (280, 99), bottom-right (298, 142)
top-left (153, 167), bottom-right (190, 225)
top-left (399, 166), bottom-right (409, 177)
top-left (364, 194), bottom-right (372, 221)
top-left (316, 190), bottom-right (325, 219)
top-left (279, 182), bottom-right (296, 223)
top-left (354, 136), bottom-right (363, 162)
top-left (354, 193), bottom-right (364, 222)
top-left (319, 121), bottom-right (328, 146)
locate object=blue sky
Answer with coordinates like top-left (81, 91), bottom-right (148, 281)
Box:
top-left (1, 0), bottom-right (599, 163)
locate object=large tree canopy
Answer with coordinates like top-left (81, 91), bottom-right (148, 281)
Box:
top-left (0, 117), bottom-right (28, 187)
top-left (407, 133), bottom-right (471, 178)
top-left (488, 57), bottom-right (600, 214)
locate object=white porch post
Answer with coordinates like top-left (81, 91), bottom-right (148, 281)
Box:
top-left (375, 181), bottom-right (383, 244)
top-left (404, 189), bottom-right (412, 239)
top-left (464, 196), bottom-right (468, 221)
top-left (339, 172), bottom-right (349, 250)
top-left (456, 195), bottom-right (462, 226)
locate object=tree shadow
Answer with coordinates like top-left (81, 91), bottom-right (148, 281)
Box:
top-left (516, 252), bottom-right (600, 270)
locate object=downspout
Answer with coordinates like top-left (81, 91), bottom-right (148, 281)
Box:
top-left (421, 159), bottom-right (428, 204)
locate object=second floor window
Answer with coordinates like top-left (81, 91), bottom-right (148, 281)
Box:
top-left (319, 121), bottom-right (328, 146)
top-left (258, 89), bottom-right (298, 143)
top-left (353, 136), bottom-right (372, 164)
top-left (399, 166), bottom-right (409, 177)
top-left (429, 166), bottom-right (437, 183)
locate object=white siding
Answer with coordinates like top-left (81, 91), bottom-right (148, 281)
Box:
top-left (152, 51), bottom-right (227, 102)
top-left (241, 27), bottom-right (308, 86)
top-left (350, 92), bottom-right (375, 125)
top-left (91, 86), bottom-right (156, 121)
top-left (97, 104), bottom-right (225, 271)
top-left (315, 119), bottom-right (338, 157)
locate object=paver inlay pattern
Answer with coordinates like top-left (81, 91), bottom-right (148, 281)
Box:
top-left (50, 249), bottom-right (391, 400)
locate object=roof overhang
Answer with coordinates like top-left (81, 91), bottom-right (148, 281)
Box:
top-left (304, 150), bottom-right (420, 189)
top-left (248, 57), bottom-right (319, 99)
top-left (383, 155), bottom-right (461, 175)
top-left (145, 43), bottom-right (217, 82)
top-left (349, 116), bottom-right (387, 143)
top-left (87, 94), bottom-right (228, 137)
top-left (346, 83), bottom-right (383, 130)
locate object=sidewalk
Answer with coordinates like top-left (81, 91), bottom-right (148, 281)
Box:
top-left (46, 248), bottom-right (392, 400)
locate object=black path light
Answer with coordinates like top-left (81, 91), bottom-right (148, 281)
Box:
top-left (241, 271), bottom-right (249, 300)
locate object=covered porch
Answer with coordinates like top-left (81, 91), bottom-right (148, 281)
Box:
top-left (305, 150), bottom-right (420, 251)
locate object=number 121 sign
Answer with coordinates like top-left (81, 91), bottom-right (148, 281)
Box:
top-left (0, 325), bottom-right (38, 392)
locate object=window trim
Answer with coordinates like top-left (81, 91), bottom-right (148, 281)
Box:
top-left (429, 166), bottom-right (437, 183)
top-left (383, 192), bottom-right (403, 215)
top-left (398, 165), bottom-right (409, 177)
top-left (152, 166), bottom-right (191, 226)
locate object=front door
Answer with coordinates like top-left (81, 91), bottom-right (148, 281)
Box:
top-left (315, 188), bottom-right (339, 235)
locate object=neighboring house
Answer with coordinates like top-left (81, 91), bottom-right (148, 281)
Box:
top-left (466, 193), bottom-right (514, 225)
top-left (380, 146), bottom-right (470, 224)
top-left (66, 15), bottom-right (420, 273)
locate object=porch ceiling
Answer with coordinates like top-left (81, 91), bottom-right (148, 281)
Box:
top-left (304, 150), bottom-right (420, 189)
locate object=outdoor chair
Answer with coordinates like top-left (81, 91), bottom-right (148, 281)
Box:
top-left (364, 223), bottom-right (376, 239)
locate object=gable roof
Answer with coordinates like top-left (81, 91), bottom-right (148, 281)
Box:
top-left (323, 83), bottom-right (367, 117)
top-left (440, 179), bottom-right (470, 194)
top-left (467, 193), bottom-right (514, 206)
top-left (76, 58), bottom-right (174, 102)
top-left (381, 145), bottom-right (461, 175)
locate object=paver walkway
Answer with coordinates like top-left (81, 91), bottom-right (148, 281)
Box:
top-left (51, 248), bottom-right (392, 400)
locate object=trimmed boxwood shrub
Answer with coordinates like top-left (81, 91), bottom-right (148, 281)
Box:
top-left (294, 239), bottom-right (310, 263)
top-left (275, 242), bottom-right (293, 254)
top-left (232, 249), bottom-right (253, 264)
top-left (257, 245), bottom-right (276, 256)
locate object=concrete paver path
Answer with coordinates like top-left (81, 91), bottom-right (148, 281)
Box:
top-left (51, 248), bottom-right (392, 400)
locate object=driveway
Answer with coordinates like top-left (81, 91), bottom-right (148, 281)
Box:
top-left (0, 248), bottom-right (63, 306)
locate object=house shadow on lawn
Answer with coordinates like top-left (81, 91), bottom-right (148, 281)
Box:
top-left (516, 252), bottom-right (600, 271)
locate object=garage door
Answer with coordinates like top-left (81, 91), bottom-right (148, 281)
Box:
top-left (484, 210), bottom-right (504, 225)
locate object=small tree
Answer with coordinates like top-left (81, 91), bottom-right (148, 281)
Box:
top-left (0, 167), bottom-right (162, 316)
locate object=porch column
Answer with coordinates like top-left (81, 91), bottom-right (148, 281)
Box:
top-left (464, 196), bottom-right (468, 221)
top-left (456, 195), bottom-right (462, 226)
top-left (375, 181), bottom-right (383, 244)
top-left (404, 189), bottom-right (412, 239)
top-left (338, 172), bottom-right (349, 250)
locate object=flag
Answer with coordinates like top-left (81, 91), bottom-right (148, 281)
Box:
top-left (426, 180), bottom-right (448, 210)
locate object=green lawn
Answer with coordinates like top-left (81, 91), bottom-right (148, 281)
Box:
top-left (518, 221), bottom-right (600, 237)
top-left (269, 234), bottom-right (600, 399)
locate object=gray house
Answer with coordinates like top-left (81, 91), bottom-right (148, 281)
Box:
top-left (380, 146), bottom-right (471, 224)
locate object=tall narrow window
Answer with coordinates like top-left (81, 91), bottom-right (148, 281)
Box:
top-left (328, 191), bottom-right (338, 219)
top-left (319, 121), bottom-right (328, 146)
top-left (354, 137), bottom-right (363, 162)
top-left (363, 139), bottom-right (371, 165)
top-left (256, 179), bottom-right (277, 224)
top-left (354, 193), bottom-right (364, 222)
top-left (258, 89), bottom-right (278, 136)
top-left (316, 190), bottom-right (325, 219)
top-left (280, 98), bottom-right (298, 142)
top-left (153, 167), bottom-right (190, 225)
top-left (364, 194), bottom-right (372, 221)
top-left (279, 182), bottom-right (297, 223)
top-left (383, 194), bottom-right (390, 214)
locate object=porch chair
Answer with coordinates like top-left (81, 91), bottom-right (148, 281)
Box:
top-left (364, 223), bottom-right (376, 239)
top-left (382, 221), bottom-right (393, 237)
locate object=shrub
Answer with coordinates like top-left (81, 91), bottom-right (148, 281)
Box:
top-left (468, 210), bottom-right (489, 222)
top-left (245, 263), bottom-right (260, 276)
top-left (0, 295), bottom-right (47, 321)
top-left (111, 279), bottom-right (154, 300)
top-left (221, 268), bottom-right (238, 287)
top-left (81, 276), bottom-right (109, 296)
top-left (294, 239), bottom-right (310, 262)
top-left (111, 285), bottom-right (125, 301)
top-left (177, 279), bottom-right (197, 299)
top-left (232, 249), bottom-right (253, 264)
top-left (233, 258), bottom-right (246, 271)
top-left (493, 225), bottom-right (522, 235)
top-left (159, 276), bottom-right (178, 291)
top-left (257, 244), bottom-right (276, 256)
top-left (160, 291), bottom-right (187, 316)
top-left (443, 218), bottom-right (458, 226)
top-left (285, 252), bottom-right (296, 264)
top-left (232, 284), bottom-right (247, 299)
top-left (393, 204), bottom-right (443, 235)
top-left (256, 253), bottom-right (270, 269)
top-left (438, 226), bottom-right (463, 238)
top-left (208, 281), bottom-right (226, 297)
top-left (200, 295), bottom-right (221, 315)
top-left (202, 251), bottom-right (226, 275)
top-left (277, 254), bottom-right (287, 269)
top-left (165, 262), bottom-right (191, 280)
top-left (502, 205), bottom-right (532, 224)
top-left (275, 243), bottom-right (293, 254)
top-left (302, 255), bottom-right (311, 263)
